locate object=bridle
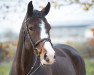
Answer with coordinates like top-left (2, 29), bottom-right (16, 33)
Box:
top-left (24, 18), bottom-right (52, 50)
top-left (23, 17), bottom-right (53, 75)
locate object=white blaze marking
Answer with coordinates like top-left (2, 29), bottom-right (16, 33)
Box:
top-left (40, 21), bottom-right (48, 39)
top-left (40, 21), bottom-right (55, 64)
top-left (44, 42), bottom-right (55, 61)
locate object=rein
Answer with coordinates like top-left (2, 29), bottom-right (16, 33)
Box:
top-left (23, 17), bottom-right (52, 75)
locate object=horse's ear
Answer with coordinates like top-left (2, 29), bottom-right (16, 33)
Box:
top-left (27, 1), bottom-right (33, 17)
top-left (41, 2), bottom-right (50, 16)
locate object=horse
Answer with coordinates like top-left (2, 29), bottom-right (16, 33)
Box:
top-left (10, 1), bottom-right (86, 75)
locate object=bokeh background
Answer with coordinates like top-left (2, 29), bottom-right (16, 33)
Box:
top-left (0, 0), bottom-right (94, 75)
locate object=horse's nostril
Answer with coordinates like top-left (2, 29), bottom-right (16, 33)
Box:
top-left (45, 57), bottom-right (49, 62)
top-left (54, 55), bottom-right (56, 59)
top-left (44, 54), bottom-right (47, 59)
top-left (44, 54), bottom-right (49, 62)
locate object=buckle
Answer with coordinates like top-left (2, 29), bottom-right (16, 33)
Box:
top-left (34, 48), bottom-right (40, 57)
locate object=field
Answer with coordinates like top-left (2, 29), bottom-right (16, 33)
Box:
top-left (85, 59), bottom-right (94, 75)
top-left (0, 59), bottom-right (94, 75)
top-left (0, 62), bottom-right (11, 75)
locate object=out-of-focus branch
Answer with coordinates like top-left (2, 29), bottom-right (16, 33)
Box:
top-left (49, 0), bottom-right (94, 10)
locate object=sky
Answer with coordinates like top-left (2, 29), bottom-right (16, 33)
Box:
top-left (0, 0), bottom-right (94, 34)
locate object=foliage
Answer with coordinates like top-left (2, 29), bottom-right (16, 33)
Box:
top-left (0, 41), bottom-right (17, 62)
top-left (50, 0), bottom-right (94, 10)
top-left (65, 41), bottom-right (94, 58)
top-left (85, 59), bottom-right (94, 75)
top-left (0, 62), bottom-right (11, 75)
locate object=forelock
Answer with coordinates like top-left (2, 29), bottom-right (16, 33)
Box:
top-left (25, 10), bottom-right (45, 25)
top-left (32, 10), bottom-right (43, 18)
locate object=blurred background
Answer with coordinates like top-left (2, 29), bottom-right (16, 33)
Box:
top-left (0, 0), bottom-right (94, 75)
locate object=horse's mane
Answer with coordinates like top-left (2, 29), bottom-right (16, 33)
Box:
top-left (15, 9), bottom-right (44, 74)
top-left (16, 23), bottom-right (25, 74)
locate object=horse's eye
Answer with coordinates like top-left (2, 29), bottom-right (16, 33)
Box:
top-left (29, 27), bottom-right (34, 31)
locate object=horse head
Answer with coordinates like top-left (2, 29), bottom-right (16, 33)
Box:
top-left (24, 1), bottom-right (55, 65)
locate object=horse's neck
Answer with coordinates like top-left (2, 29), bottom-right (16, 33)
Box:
top-left (21, 43), bottom-right (34, 74)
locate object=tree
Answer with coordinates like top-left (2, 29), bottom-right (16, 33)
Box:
top-left (48, 0), bottom-right (94, 10)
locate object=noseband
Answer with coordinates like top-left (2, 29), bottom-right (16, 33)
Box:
top-left (23, 18), bottom-right (52, 75)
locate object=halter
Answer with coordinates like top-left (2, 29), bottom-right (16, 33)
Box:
top-left (23, 17), bottom-right (53, 75)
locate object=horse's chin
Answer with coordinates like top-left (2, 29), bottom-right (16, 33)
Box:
top-left (41, 59), bottom-right (55, 65)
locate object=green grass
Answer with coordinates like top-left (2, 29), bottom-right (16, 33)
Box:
top-left (0, 62), bottom-right (11, 75)
top-left (85, 59), bottom-right (94, 75)
top-left (0, 59), bottom-right (94, 75)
